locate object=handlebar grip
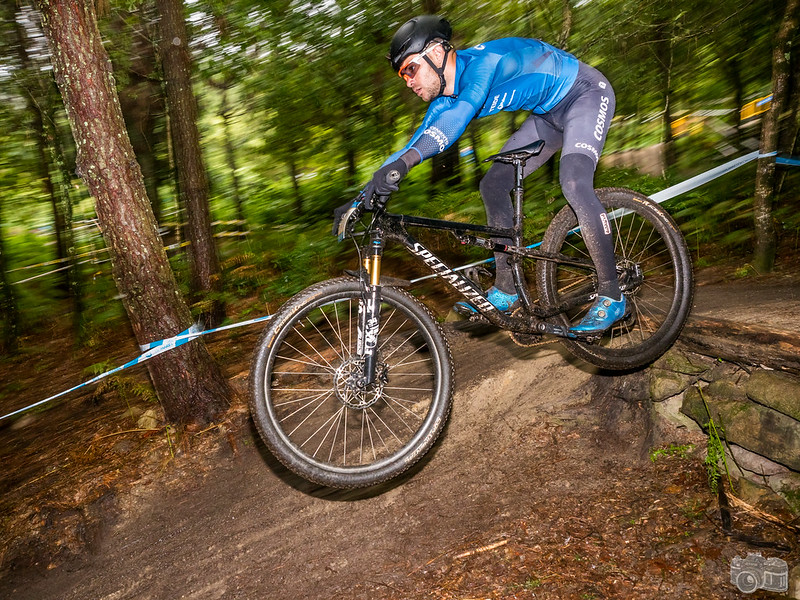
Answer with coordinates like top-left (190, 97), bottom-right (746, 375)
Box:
top-left (387, 169), bottom-right (401, 184)
top-left (374, 194), bottom-right (390, 210)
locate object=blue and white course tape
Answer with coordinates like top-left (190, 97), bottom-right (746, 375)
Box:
top-left (2, 150), bottom-right (797, 422)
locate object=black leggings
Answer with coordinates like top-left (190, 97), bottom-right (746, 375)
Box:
top-left (480, 63), bottom-right (620, 300)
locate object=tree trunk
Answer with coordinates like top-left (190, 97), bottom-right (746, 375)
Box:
top-left (430, 142), bottom-right (461, 186)
top-left (289, 157), bottom-right (303, 216)
top-left (156, 0), bottom-right (224, 327)
top-left (341, 98), bottom-right (358, 189)
top-left (219, 86), bottom-right (245, 225)
top-left (776, 29), bottom-right (800, 197)
top-left (655, 22), bottom-right (677, 170)
top-left (0, 200), bottom-right (19, 355)
top-left (722, 56), bottom-right (746, 150)
top-left (753, 0), bottom-right (799, 273)
top-left (116, 7), bottom-right (165, 224)
top-left (37, 0), bottom-right (229, 426)
top-left (681, 317), bottom-right (800, 376)
top-left (467, 121), bottom-right (483, 190)
top-left (34, 89), bottom-right (69, 290)
top-left (47, 97), bottom-right (85, 339)
top-left (556, 0), bottom-right (573, 50)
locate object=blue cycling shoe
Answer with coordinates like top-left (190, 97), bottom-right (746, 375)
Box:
top-left (455, 286), bottom-right (520, 315)
top-left (569, 295), bottom-right (629, 334)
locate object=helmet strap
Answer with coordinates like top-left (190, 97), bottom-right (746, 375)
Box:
top-left (422, 42), bottom-right (452, 98)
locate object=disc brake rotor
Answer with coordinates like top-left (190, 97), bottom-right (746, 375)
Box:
top-left (334, 357), bottom-right (388, 409)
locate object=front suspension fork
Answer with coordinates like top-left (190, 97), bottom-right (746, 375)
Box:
top-left (357, 234), bottom-right (383, 386)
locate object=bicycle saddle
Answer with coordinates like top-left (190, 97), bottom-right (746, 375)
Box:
top-left (484, 140), bottom-right (545, 164)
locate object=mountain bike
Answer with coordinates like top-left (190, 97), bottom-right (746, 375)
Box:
top-left (249, 140), bottom-right (694, 489)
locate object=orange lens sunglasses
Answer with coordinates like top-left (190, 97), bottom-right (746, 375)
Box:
top-left (398, 43), bottom-right (440, 82)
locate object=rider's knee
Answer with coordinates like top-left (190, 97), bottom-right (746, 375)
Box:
top-left (559, 153), bottom-right (596, 204)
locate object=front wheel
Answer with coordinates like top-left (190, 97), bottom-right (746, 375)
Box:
top-left (537, 188), bottom-right (693, 370)
top-left (249, 277), bottom-right (454, 489)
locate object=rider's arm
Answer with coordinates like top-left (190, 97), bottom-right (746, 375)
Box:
top-left (389, 56), bottom-right (496, 164)
top-left (407, 97), bottom-right (481, 160)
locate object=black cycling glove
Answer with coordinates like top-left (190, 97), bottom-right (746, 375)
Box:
top-left (361, 158), bottom-right (409, 210)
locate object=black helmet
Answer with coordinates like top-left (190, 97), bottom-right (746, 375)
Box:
top-left (388, 16), bottom-right (452, 72)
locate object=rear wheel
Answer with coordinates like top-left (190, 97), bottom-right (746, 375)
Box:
top-left (249, 277), bottom-right (454, 489)
top-left (537, 188), bottom-right (693, 370)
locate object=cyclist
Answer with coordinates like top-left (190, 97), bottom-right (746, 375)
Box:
top-left (335, 15), bottom-right (627, 334)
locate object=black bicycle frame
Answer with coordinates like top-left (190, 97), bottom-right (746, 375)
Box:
top-left (356, 201), bottom-right (596, 344)
top-left (378, 213), bottom-right (594, 335)
top-left (352, 149), bottom-right (598, 384)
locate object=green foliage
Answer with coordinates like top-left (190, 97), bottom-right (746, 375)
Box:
top-left (267, 231), bottom-right (340, 297)
top-left (649, 443), bottom-right (695, 462)
top-left (697, 386), bottom-right (735, 495)
top-left (0, 0), bottom-right (795, 356)
top-left (782, 487), bottom-right (800, 515)
top-left (92, 375), bottom-right (157, 405)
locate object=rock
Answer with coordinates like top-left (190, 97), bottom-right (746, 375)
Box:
top-left (790, 564), bottom-right (800, 600)
top-left (122, 406), bottom-right (145, 421)
top-left (702, 360), bottom-right (746, 384)
top-left (137, 408), bottom-right (160, 430)
top-left (681, 386), bottom-right (800, 471)
top-left (728, 443), bottom-right (790, 477)
top-left (10, 413), bottom-right (38, 430)
top-left (705, 378), bottom-right (748, 401)
top-left (734, 478), bottom-right (795, 520)
top-left (735, 477), bottom-right (776, 506)
top-left (649, 369), bottom-right (691, 401)
top-left (112, 439), bottom-right (136, 455)
top-left (745, 370), bottom-right (800, 421)
top-left (652, 394), bottom-right (703, 432)
top-left (770, 475), bottom-right (800, 516)
top-left (658, 348), bottom-right (710, 375)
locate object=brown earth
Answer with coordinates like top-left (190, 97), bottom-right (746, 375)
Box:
top-left (0, 264), bottom-right (799, 600)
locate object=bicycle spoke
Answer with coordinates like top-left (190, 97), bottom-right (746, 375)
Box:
top-left (257, 282), bottom-right (450, 480)
top-left (539, 190), bottom-right (690, 367)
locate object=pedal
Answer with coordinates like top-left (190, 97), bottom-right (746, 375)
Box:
top-left (568, 331), bottom-right (603, 343)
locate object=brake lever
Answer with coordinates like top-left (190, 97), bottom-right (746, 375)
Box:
top-left (337, 200), bottom-right (364, 241)
top-left (339, 170), bottom-right (400, 240)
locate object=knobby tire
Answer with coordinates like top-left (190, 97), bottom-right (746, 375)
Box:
top-left (537, 187), bottom-right (693, 370)
top-left (249, 277), bottom-right (454, 489)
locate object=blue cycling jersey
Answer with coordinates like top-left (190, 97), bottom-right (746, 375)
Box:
top-left (390, 38), bottom-right (580, 164)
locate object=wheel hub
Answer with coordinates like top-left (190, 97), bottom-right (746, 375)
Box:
top-left (618, 260), bottom-right (643, 294)
top-left (334, 357), bottom-right (388, 409)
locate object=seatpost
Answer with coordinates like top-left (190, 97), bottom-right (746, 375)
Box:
top-left (510, 157), bottom-right (535, 312)
top-left (511, 158), bottom-right (526, 239)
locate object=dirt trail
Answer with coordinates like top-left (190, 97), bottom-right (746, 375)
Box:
top-left (3, 333), bottom-right (599, 599)
top-left (2, 277), bottom-right (799, 599)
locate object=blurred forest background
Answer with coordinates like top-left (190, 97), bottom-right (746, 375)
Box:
top-left (0, 0), bottom-right (798, 422)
